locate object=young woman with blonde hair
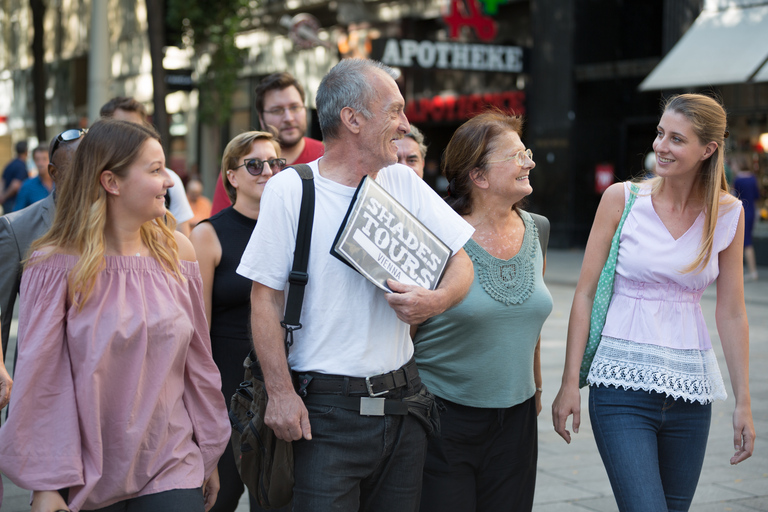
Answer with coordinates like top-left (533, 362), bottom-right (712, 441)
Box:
top-left (0, 119), bottom-right (230, 512)
top-left (552, 94), bottom-right (755, 511)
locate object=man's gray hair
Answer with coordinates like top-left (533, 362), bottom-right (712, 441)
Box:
top-left (317, 59), bottom-right (399, 141)
top-left (405, 124), bottom-right (428, 160)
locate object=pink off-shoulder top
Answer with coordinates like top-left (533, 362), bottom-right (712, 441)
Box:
top-left (0, 253), bottom-right (230, 512)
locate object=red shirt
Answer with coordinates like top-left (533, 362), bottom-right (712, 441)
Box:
top-left (210, 137), bottom-right (324, 216)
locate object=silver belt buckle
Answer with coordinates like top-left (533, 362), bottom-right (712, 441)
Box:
top-left (365, 376), bottom-right (389, 397)
top-left (360, 397), bottom-right (386, 416)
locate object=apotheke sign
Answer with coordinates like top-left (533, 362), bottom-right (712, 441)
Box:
top-left (375, 38), bottom-right (525, 73)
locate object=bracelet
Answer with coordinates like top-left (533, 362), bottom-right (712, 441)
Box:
top-left (535, 387), bottom-right (543, 393)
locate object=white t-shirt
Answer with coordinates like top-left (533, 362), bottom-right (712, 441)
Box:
top-left (237, 160), bottom-right (474, 377)
top-left (167, 169), bottom-right (194, 224)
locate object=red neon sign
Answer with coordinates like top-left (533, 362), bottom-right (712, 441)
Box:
top-left (405, 91), bottom-right (525, 124)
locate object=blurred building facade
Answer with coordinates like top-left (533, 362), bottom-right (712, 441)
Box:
top-left (1, 0), bottom-right (766, 248)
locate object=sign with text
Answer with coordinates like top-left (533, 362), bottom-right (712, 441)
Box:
top-left (373, 38), bottom-right (526, 73)
top-left (405, 91), bottom-right (526, 123)
top-left (332, 176), bottom-right (452, 292)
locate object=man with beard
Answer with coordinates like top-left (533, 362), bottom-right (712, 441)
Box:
top-left (210, 72), bottom-right (324, 215)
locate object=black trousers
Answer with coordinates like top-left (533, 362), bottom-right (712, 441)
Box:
top-left (83, 488), bottom-right (205, 512)
top-left (419, 395), bottom-right (538, 512)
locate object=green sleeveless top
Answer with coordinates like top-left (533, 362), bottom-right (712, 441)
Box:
top-left (413, 211), bottom-right (553, 408)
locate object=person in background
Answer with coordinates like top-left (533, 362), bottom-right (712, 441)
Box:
top-left (413, 110), bottom-right (551, 512)
top-left (732, 156), bottom-right (760, 281)
top-left (191, 131), bottom-right (287, 512)
top-left (552, 94), bottom-right (754, 512)
top-left (100, 96), bottom-right (194, 236)
top-left (238, 58), bottom-right (475, 511)
top-left (210, 72), bottom-right (324, 215)
top-left (1, 141), bottom-right (29, 214)
top-left (0, 119), bottom-right (230, 512)
top-left (0, 129), bottom-right (85, 360)
top-left (395, 124), bottom-right (427, 179)
top-left (187, 178), bottom-right (212, 228)
top-left (0, 314), bottom-right (10, 412)
top-left (0, 315), bottom-right (6, 507)
top-left (14, 146), bottom-right (52, 211)
top-left (643, 151), bottom-right (656, 178)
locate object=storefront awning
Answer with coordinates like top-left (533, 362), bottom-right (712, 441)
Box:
top-left (639, 4), bottom-right (768, 91)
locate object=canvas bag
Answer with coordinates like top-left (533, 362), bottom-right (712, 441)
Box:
top-left (228, 164), bottom-right (314, 509)
top-left (579, 183), bottom-right (638, 388)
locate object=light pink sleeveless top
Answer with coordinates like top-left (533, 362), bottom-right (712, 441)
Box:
top-left (602, 182), bottom-right (741, 350)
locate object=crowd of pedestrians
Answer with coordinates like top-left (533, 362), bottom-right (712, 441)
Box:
top-left (0, 59), bottom-right (757, 512)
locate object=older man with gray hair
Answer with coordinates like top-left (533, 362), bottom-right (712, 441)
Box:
top-left (395, 124), bottom-right (427, 178)
top-left (237, 59), bottom-right (474, 511)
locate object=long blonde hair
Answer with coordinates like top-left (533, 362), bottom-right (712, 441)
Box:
top-left (650, 94), bottom-right (737, 273)
top-left (28, 119), bottom-right (183, 308)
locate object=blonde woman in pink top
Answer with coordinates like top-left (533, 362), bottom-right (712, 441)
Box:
top-left (0, 120), bottom-right (230, 512)
top-left (552, 94), bottom-right (755, 512)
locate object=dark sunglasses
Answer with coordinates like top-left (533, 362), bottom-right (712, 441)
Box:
top-left (233, 157), bottom-right (286, 176)
top-left (50, 128), bottom-right (87, 160)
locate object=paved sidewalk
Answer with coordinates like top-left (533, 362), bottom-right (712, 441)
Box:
top-left (1, 249), bottom-right (766, 511)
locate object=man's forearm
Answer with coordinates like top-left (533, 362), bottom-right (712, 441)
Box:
top-left (249, 282), bottom-right (294, 396)
top-left (433, 248), bottom-right (474, 313)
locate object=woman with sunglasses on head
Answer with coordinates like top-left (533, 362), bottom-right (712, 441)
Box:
top-left (412, 109), bottom-right (552, 512)
top-left (0, 119), bottom-right (230, 512)
top-left (552, 94), bottom-right (755, 512)
top-left (190, 131), bottom-right (287, 512)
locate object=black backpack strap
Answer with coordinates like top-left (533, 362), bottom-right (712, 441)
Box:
top-left (528, 212), bottom-right (550, 259)
top-left (281, 164), bottom-right (315, 353)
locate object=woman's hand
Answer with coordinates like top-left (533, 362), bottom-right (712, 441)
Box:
top-left (552, 382), bottom-right (581, 444)
top-left (535, 389), bottom-right (542, 416)
top-left (0, 362), bottom-right (12, 410)
top-left (203, 467), bottom-right (221, 511)
top-left (730, 404), bottom-right (755, 465)
top-left (31, 490), bottom-right (69, 512)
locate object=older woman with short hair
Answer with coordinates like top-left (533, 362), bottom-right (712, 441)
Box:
top-left (412, 109), bottom-right (552, 512)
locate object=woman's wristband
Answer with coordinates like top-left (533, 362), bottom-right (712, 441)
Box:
top-left (535, 387), bottom-right (543, 393)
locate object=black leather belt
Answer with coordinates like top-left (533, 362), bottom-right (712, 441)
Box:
top-left (296, 357), bottom-right (419, 397)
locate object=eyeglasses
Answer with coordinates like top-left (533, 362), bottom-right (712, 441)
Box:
top-left (487, 148), bottom-right (534, 167)
top-left (263, 105), bottom-right (306, 117)
top-left (233, 158), bottom-right (287, 176)
top-left (50, 128), bottom-right (87, 160)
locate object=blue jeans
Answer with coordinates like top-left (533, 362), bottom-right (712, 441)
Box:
top-left (293, 384), bottom-right (428, 511)
top-left (589, 385), bottom-right (712, 512)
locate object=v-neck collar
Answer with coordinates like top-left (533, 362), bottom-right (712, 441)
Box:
top-left (649, 195), bottom-right (704, 242)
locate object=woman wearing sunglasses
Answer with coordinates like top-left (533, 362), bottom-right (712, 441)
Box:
top-left (412, 109), bottom-right (552, 511)
top-left (0, 119), bottom-right (230, 512)
top-left (190, 131), bottom-right (287, 512)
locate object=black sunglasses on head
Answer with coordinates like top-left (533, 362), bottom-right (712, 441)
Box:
top-left (233, 158), bottom-right (286, 176)
top-left (50, 128), bottom-right (87, 160)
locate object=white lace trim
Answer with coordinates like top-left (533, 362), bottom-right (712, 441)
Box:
top-left (587, 336), bottom-right (727, 404)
